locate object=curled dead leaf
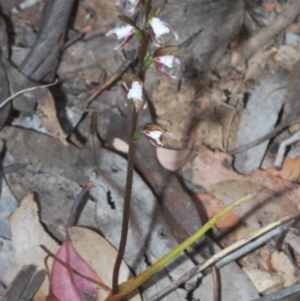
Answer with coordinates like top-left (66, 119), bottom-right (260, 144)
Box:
top-left (49, 227), bottom-right (141, 301)
top-left (49, 234), bottom-right (109, 301)
top-left (156, 147), bottom-right (190, 171)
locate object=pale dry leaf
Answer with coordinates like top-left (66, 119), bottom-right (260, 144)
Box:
top-left (194, 103), bottom-right (238, 151)
top-left (67, 226), bottom-right (141, 301)
top-left (243, 267), bottom-right (284, 294)
top-left (234, 71), bottom-right (287, 173)
top-left (285, 231), bottom-right (300, 256)
top-left (156, 147), bottom-right (190, 171)
top-left (271, 251), bottom-right (299, 287)
top-left (9, 193), bottom-right (59, 301)
top-left (244, 50), bottom-right (270, 81)
top-left (274, 44), bottom-right (300, 70)
top-left (112, 137), bottom-right (129, 153)
top-left (0, 238), bottom-right (16, 287)
top-left (37, 92), bottom-right (69, 147)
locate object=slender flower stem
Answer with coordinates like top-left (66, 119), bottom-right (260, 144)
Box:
top-left (112, 108), bottom-right (138, 294)
top-left (112, 2), bottom-right (152, 293)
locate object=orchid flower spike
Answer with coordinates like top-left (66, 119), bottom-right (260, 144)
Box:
top-left (106, 24), bottom-right (136, 50)
top-left (149, 17), bottom-right (179, 45)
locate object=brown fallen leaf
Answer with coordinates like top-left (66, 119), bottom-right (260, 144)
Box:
top-left (267, 156), bottom-right (300, 183)
top-left (186, 145), bottom-right (300, 209)
top-left (195, 192), bottom-right (241, 229)
top-left (181, 145), bottom-right (300, 239)
top-left (182, 145), bottom-right (300, 295)
top-left (37, 91), bottom-right (69, 147)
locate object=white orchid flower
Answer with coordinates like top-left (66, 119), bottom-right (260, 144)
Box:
top-left (149, 17), bottom-right (179, 45)
top-left (154, 54), bottom-right (181, 79)
top-left (106, 24), bottom-right (136, 50)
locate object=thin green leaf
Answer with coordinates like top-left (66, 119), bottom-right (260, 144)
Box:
top-left (105, 189), bottom-right (264, 301)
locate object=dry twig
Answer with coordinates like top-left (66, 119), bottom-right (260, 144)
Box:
top-left (146, 216), bottom-right (295, 301)
top-left (238, 0), bottom-right (300, 61)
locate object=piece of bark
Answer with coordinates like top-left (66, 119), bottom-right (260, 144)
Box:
top-left (230, 61), bottom-right (300, 170)
top-left (0, 15), bottom-right (11, 128)
top-left (0, 56), bottom-right (10, 128)
top-left (0, 265), bottom-right (36, 301)
top-left (232, 71), bottom-right (287, 173)
top-left (20, 270), bottom-right (46, 301)
top-left (19, 0), bottom-right (75, 81)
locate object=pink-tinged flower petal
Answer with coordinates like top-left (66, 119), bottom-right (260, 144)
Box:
top-left (106, 25), bottom-right (136, 50)
top-left (149, 17), bottom-right (179, 45)
top-left (142, 124), bottom-right (167, 147)
top-left (144, 130), bottom-right (164, 146)
top-left (50, 236), bottom-right (110, 301)
top-left (154, 55), bottom-right (181, 79)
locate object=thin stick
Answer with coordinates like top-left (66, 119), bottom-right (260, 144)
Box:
top-left (146, 215), bottom-right (294, 301)
top-left (238, 0), bottom-right (300, 61)
top-left (0, 79), bottom-right (58, 109)
top-left (83, 61), bottom-right (133, 108)
top-left (66, 183), bottom-right (92, 228)
top-left (252, 283), bottom-right (300, 301)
